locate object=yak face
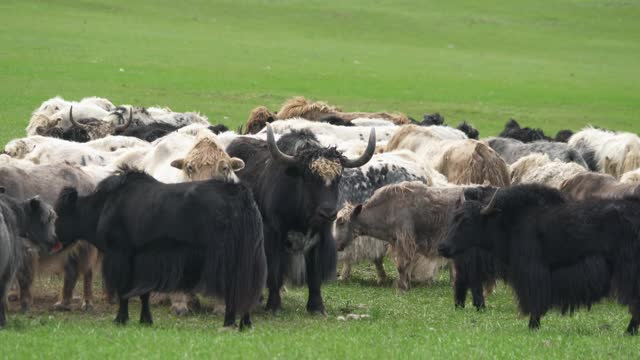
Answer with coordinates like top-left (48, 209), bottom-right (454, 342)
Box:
top-left (285, 148), bottom-right (344, 227)
top-left (439, 201), bottom-right (494, 258)
top-left (22, 196), bottom-right (59, 253)
top-left (171, 132), bottom-right (245, 183)
top-left (266, 124), bottom-right (376, 228)
top-left (333, 203), bottom-right (362, 251)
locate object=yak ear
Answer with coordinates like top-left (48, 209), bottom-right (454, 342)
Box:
top-left (352, 204), bottom-right (363, 218)
top-left (170, 159), bottom-right (185, 170)
top-left (230, 158), bottom-right (245, 171)
top-left (0, 186), bottom-right (5, 194)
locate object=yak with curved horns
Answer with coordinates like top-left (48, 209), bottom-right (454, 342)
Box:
top-left (227, 124), bottom-right (375, 314)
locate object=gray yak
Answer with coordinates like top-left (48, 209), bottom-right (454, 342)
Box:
top-left (334, 181), bottom-right (496, 292)
top-left (0, 162), bottom-right (98, 311)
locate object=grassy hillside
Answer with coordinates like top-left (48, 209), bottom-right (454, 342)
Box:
top-left (1, 0), bottom-right (639, 358)
top-left (1, 0), bottom-right (639, 145)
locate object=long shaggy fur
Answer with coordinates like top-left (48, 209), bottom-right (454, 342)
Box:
top-left (441, 184), bottom-right (640, 334)
top-left (54, 170), bottom-right (266, 327)
top-left (560, 172), bottom-right (640, 200)
top-left (569, 127), bottom-right (640, 178)
top-left (510, 153), bottom-right (587, 188)
top-left (486, 137), bottom-right (588, 168)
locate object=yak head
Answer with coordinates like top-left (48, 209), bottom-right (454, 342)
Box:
top-left (171, 131), bottom-right (245, 183)
top-left (266, 124), bottom-right (375, 227)
top-left (439, 191), bottom-right (500, 258)
top-left (68, 106), bottom-right (132, 139)
top-left (20, 196), bottom-right (60, 253)
top-left (245, 106), bottom-right (275, 134)
top-left (53, 187), bottom-right (87, 248)
top-left (333, 202), bottom-right (362, 251)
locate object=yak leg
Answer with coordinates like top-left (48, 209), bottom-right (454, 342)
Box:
top-left (305, 246), bottom-right (326, 315)
top-left (471, 285), bottom-right (486, 311)
top-left (139, 293), bottom-right (153, 325)
top-left (53, 256), bottom-right (80, 311)
top-left (528, 315), bottom-right (541, 330)
top-left (223, 295), bottom-right (236, 328)
top-left (0, 274), bottom-right (10, 328)
top-left (239, 313), bottom-right (252, 331)
top-left (454, 275), bottom-right (468, 309)
top-left (16, 252), bottom-right (37, 313)
top-left (339, 261), bottom-right (352, 281)
top-left (395, 254), bottom-right (412, 293)
top-left (265, 228), bottom-right (283, 313)
top-left (373, 257), bottom-right (387, 285)
top-left (81, 269), bottom-right (93, 311)
top-left (627, 302), bottom-right (640, 335)
top-left (114, 298), bottom-right (129, 325)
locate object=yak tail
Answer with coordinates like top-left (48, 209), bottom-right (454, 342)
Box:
top-left (203, 196), bottom-right (267, 315)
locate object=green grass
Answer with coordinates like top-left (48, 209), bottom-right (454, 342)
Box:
top-left (1, 0), bottom-right (640, 358)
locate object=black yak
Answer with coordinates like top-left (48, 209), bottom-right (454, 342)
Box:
top-left (226, 124), bottom-right (375, 314)
top-left (439, 184), bottom-right (640, 335)
top-left (0, 190), bottom-right (59, 327)
top-left (499, 119), bottom-right (552, 143)
top-left (54, 169), bottom-right (267, 329)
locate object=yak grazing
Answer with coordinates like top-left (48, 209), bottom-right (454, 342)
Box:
top-left (0, 190), bottom-right (60, 328)
top-left (53, 169), bottom-right (266, 329)
top-left (226, 124), bottom-right (376, 314)
top-left (439, 184), bottom-right (640, 335)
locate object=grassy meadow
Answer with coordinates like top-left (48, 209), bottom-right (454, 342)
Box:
top-left (1, 0), bottom-right (640, 358)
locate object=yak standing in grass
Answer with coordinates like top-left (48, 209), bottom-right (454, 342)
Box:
top-left (439, 184), bottom-right (640, 335)
top-left (0, 190), bottom-right (60, 328)
top-left (226, 124), bottom-right (376, 314)
top-left (54, 169), bottom-right (266, 329)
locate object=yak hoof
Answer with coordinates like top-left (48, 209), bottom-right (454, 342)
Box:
top-left (81, 301), bottom-right (94, 312)
top-left (455, 302), bottom-right (465, 310)
top-left (528, 318), bottom-right (541, 330)
top-left (627, 323), bottom-right (639, 336)
top-left (140, 317), bottom-right (153, 325)
top-left (307, 304), bottom-right (327, 316)
top-left (52, 301), bottom-right (71, 312)
top-left (114, 315), bottom-right (129, 325)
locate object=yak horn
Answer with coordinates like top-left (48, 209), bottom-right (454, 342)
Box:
top-left (115, 106), bottom-right (133, 132)
top-left (266, 124), bottom-right (296, 165)
top-left (480, 190), bottom-right (499, 215)
top-left (343, 128), bottom-right (376, 168)
top-left (68, 106), bottom-right (89, 130)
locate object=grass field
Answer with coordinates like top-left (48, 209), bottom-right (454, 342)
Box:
top-left (1, 0), bottom-right (640, 358)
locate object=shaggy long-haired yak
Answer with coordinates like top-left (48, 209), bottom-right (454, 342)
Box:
top-left (54, 168), bottom-right (267, 330)
top-left (439, 184), bottom-right (640, 335)
top-left (0, 190), bottom-right (60, 328)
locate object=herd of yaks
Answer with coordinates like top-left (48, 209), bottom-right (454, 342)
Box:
top-left (1, 95), bottom-right (640, 334)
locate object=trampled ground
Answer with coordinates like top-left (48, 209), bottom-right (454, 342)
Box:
top-left (1, 0), bottom-right (639, 358)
